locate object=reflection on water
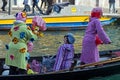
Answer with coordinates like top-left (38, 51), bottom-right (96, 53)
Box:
top-left (0, 25), bottom-right (120, 58)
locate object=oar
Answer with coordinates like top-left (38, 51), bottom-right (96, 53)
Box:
top-left (47, 57), bottom-right (120, 74)
top-left (74, 57), bottom-right (120, 69)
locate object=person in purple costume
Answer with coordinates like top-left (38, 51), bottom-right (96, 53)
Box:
top-left (80, 7), bottom-right (111, 65)
top-left (53, 33), bottom-right (75, 71)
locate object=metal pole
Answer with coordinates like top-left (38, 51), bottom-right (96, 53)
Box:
top-left (8, 0), bottom-right (11, 15)
top-left (119, 0), bottom-right (120, 7)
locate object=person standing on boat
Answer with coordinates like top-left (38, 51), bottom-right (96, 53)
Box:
top-left (53, 33), bottom-right (75, 71)
top-left (5, 12), bottom-right (38, 75)
top-left (1, 0), bottom-right (7, 11)
top-left (109, 0), bottom-right (116, 13)
top-left (80, 7), bottom-right (111, 65)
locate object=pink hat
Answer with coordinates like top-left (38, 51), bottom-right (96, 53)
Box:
top-left (15, 12), bottom-right (27, 22)
top-left (91, 7), bottom-right (103, 18)
top-left (32, 16), bottom-right (47, 31)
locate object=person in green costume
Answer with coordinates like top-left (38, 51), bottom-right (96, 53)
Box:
top-left (5, 12), bottom-right (38, 75)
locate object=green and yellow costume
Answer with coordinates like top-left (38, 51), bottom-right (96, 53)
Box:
top-left (5, 20), bottom-right (37, 70)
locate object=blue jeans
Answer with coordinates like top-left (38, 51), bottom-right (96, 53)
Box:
top-left (109, 3), bottom-right (115, 13)
top-left (32, 3), bottom-right (43, 14)
top-left (23, 4), bottom-right (31, 12)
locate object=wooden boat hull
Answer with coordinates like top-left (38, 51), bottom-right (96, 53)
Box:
top-left (0, 49), bottom-right (120, 80)
top-left (0, 61), bottom-right (120, 80)
top-left (0, 15), bottom-right (116, 30)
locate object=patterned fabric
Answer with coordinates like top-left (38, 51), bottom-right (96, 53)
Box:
top-left (5, 20), bottom-right (37, 70)
top-left (53, 44), bottom-right (75, 71)
top-left (80, 17), bottom-right (111, 64)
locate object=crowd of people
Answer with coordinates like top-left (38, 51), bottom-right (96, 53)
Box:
top-left (22, 0), bottom-right (54, 15)
top-left (1, 0), bottom-right (53, 15)
top-left (1, 6), bottom-right (112, 75)
top-left (1, 0), bottom-right (117, 14)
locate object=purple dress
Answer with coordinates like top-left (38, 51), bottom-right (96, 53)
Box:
top-left (53, 44), bottom-right (75, 71)
top-left (80, 17), bottom-right (111, 64)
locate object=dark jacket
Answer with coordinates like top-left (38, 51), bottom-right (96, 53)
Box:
top-left (109, 0), bottom-right (115, 3)
top-left (33, 0), bottom-right (39, 3)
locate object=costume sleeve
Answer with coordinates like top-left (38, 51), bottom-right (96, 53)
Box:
top-left (26, 26), bottom-right (38, 42)
top-left (53, 44), bottom-right (65, 71)
top-left (94, 19), bottom-right (111, 44)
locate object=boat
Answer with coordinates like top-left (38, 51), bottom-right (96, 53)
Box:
top-left (0, 49), bottom-right (120, 80)
top-left (0, 5), bottom-right (117, 31)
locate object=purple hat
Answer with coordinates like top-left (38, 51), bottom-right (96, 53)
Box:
top-left (65, 33), bottom-right (75, 44)
top-left (15, 12), bottom-right (27, 22)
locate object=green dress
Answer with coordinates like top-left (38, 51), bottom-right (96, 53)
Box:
top-left (5, 20), bottom-right (37, 70)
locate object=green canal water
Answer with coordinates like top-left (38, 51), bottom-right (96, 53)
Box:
top-left (0, 25), bottom-right (120, 79)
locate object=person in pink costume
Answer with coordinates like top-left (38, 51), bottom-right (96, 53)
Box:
top-left (53, 33), bottom-right (75, 71)
top-left (27, 16), bottom-right (47, 53)
top-left (31, 59), bottom-right (41, 73)
top-left (80, 7), bottom-right (111, 65)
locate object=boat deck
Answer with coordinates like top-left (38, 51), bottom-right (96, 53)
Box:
top-left (0, 6), bottom-right (120, 19)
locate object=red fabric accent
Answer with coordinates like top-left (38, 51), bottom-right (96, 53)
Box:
top-left (10, 55), bottom-right (15, 60)
top-left (95, 35), bottom-right (103, 46)
top-left (91, 12), bottom-right (101, 18)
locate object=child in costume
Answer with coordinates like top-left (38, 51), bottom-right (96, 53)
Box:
top-left (80, 7), bottom-right (111, 65)
top-left (30, 59), bottom-right (41, 73)
top-left (27, 15), bottom-right (47, 53)
top-left (27, 16), bottom-right (47, 74)
top-left (53, 33), bottom-right (75, 71)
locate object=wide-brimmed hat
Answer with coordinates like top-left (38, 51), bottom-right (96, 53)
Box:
top-left (65, 33), bottom-right (75, 44)
top-left (15, 12), bottom-right (27, 22)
